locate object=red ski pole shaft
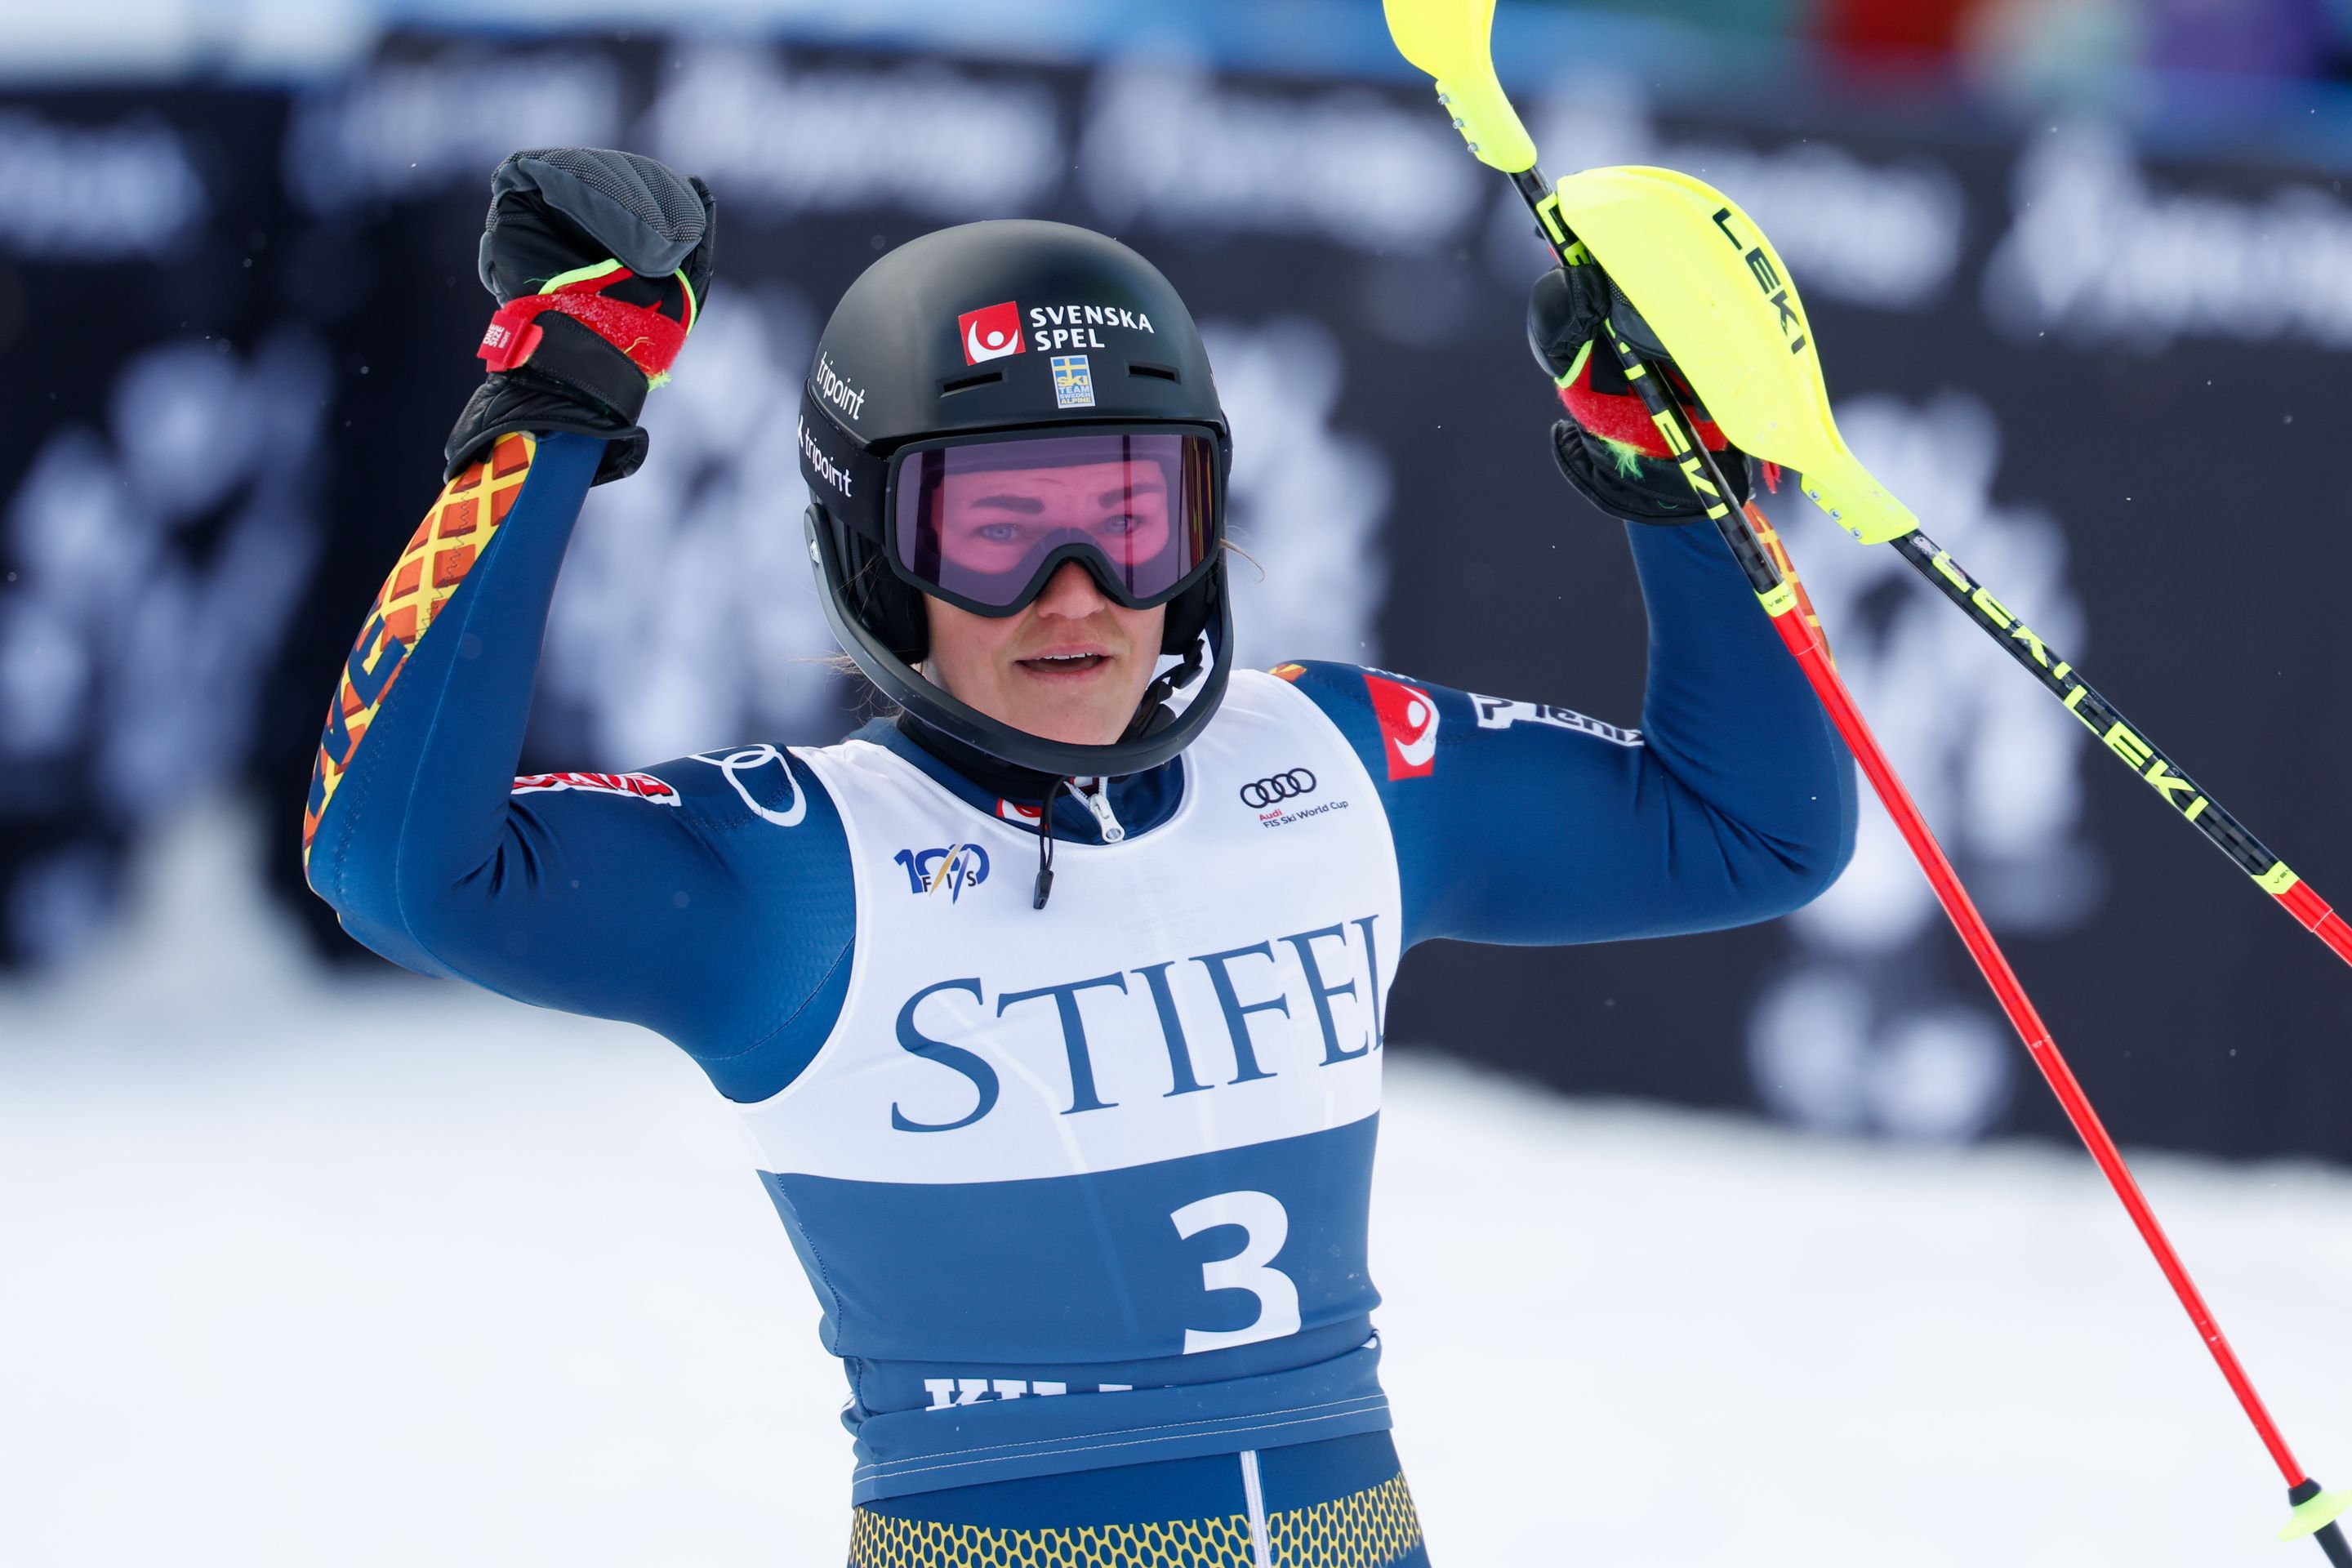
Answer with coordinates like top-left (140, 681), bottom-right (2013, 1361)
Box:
top-left (1586, 296), bottom-right (2326, 1494)
top-left (1588, 303), bottom-right (2312, 1476)
top-left (1444, 108), bottom-right (2351, 1550)
top-left (1729, 506), bottom-right (2307, 1468)
top-left (1766, 578), bottom-right (2306, 1481)
top-left (1757, 526), bottom-right (2352, 1566)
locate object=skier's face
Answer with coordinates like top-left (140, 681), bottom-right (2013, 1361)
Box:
top-left (919, 460), bottom-right (1169, 746)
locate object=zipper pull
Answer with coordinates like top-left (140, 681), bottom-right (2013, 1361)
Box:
top-left (1074, 779), bottom-right (1126, 843)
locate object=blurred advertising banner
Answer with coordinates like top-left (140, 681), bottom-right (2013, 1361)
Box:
top-left (3, 32), bottom-right (2348, 1162)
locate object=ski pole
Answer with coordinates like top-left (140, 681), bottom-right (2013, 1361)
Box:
top-left (1601, 313), bottom-right (2352, 1568)
top-left (1882, 528), bottom-right (2352, 967)
top-left (1380, 0), bottom-right (2352, 1556)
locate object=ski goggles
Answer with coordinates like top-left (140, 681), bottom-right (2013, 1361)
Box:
top-left (884, 428), bottom-right (1221, 617)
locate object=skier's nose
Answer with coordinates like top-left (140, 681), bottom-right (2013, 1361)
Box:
top-left (1031, 559), bottom-right (1111, 619)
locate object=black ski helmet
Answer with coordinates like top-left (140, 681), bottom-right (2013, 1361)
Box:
top-left (798, 220), bottom-right (1233, 777)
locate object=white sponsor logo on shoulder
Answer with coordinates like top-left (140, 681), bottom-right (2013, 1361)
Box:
top-left (689, 743), bottom-right (807, 826)
top-left (1471, 694), bottom-right (1642, 746)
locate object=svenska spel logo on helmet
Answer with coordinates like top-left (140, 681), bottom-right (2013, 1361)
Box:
top-left (1029, 303), bottom-right (1156, 351)
top-left (958, 301), bottom-right (1025, 365)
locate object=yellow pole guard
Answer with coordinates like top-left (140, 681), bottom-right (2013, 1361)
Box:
top-left (1383, 0), bottom-right (1539, 173)
top-left (1548, 163), bottom-right (1919, 546)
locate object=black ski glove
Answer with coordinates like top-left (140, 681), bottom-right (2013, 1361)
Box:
top-left (445, 148), bottom-right (718, 485)
top-left (1526, 260), bottom-right (1752, 523)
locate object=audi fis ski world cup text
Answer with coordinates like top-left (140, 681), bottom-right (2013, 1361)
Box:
top-left (1240, 768), bottom-right (1348, 830)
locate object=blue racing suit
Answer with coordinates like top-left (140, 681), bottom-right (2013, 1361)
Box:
top-left (303, 430), bottom-right (1855, 1562)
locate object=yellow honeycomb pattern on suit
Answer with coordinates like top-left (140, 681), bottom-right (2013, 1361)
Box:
top-left (1266, 1474), bottom-right (1423, 1568)
top-left (848, 1510), bottom-right (1255, 1568)
top-left (848, 1473), bottom-right (1423, 1568)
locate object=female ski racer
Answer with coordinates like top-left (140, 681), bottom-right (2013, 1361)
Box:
top-left (303, 149), bottom-right (1855, 1567)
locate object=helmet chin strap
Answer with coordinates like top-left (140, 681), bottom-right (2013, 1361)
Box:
top-left (1024, 650), bottom-right (1205, 909)
top-left (1120, 643), bottom-right (1206, 742)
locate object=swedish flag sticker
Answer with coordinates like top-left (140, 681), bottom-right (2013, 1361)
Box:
top-left (1051, 354), bottom-right (1096, 409)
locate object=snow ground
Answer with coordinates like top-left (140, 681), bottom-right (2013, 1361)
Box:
top-left (5, 803), bottom-right (2350, 1567)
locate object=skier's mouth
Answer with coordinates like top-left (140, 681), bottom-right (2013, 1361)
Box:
top-left (1016, 651), bottom-right (1111, 679)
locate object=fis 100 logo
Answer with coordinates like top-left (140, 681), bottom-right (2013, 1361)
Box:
top-left (894, 843), bottom-right (991, 902)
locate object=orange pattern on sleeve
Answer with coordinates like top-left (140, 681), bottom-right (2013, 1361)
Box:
top-left (302, 434), bottom-right (537, 873)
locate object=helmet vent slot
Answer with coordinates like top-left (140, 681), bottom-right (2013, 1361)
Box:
top-left (1128, 362), bottom-right (1181, 382)
top-left (939, 369), bottom-right (1005, 395)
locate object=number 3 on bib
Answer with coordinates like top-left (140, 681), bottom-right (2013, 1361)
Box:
top-left (1170, 1191), bottom-right (1303, 1355)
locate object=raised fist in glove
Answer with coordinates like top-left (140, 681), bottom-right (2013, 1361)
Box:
top-left (446, 148), bottom-right (717, 485)
top-left (1526, 259), bottom-right (1752, 523)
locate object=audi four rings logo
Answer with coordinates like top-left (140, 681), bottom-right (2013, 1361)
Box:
top-left (1238, 769), bottom-right (1317, 808)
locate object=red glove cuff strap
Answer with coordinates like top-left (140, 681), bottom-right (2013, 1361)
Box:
top-left (1557, 357), bottom-right (1729, 457)
top-left (476, 267), bottom-right (688, 380)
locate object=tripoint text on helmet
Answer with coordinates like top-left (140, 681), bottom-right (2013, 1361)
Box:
top-left (814, 351), bottom-right (867, 420)
top-left (1027, 304), bottom-right (1156, 352)
top-left (798, 416), bottom-right (853, 496)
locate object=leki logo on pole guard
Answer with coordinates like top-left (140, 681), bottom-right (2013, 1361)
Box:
top-left (959, 301), bottom-right (1025, 364)
top-left (1711, 206), bottom-right (1807, 355)
top-left (1363, 675), bottom-right (1439, 779)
